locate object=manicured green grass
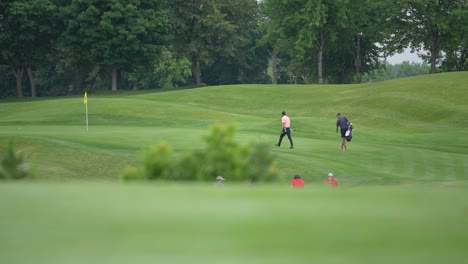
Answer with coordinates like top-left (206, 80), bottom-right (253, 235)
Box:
top-left (0, 72), bottom-right (467, 183)
top-left (0, 183), bottom-right (467, 264)
top-left (0, 72), bottom-right (467, 263)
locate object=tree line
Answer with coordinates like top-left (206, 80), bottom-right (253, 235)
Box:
top-left (0, 0), bottom-right (466, 98)
top-left (362, 61), bottom-right (431, 82)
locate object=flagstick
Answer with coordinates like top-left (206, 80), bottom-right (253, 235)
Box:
top-left (85, 101), bottom-right (88, 131)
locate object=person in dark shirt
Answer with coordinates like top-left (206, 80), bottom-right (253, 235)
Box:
top-left (336, 113), bottom-right (351, 151)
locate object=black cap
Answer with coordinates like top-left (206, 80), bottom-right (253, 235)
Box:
top-left (282, 111), bottom-right (286, 115)
top-left (336, 113), bottom-right (341, 116)
top-left (294, 173), bottom-right (300, 179)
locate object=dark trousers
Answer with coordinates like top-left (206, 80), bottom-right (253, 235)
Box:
top-left (277, 128), bottom-right (293, 147)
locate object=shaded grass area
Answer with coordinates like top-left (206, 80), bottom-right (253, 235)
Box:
top-left (0, 183), bottom-right (467, 264)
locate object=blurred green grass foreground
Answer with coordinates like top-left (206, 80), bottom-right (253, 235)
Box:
top-left (0, 182), bottom-right (467, 264)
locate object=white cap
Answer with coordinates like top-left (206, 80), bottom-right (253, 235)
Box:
top-left (328, 173), bottom-right (334, 177)
top-left (216, 176), bottom-right (225, 181)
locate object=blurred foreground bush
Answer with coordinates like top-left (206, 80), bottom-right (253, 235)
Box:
top-left (121, 124), bottom-right (277, 182)
top-left (0, 140), bottom-right (34, 180)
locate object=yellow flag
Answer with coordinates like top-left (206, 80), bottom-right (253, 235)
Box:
top-left (84, 91), bottom-right (87, 104)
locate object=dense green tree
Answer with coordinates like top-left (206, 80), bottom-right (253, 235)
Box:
top-left (122, 49), bottom-right (192, 90)
top-left (31, 49), bottom-right (96, 96)
top-left (440, 3), bottom-right (468, 72)
top-left (201, 9), bottom-right (270, 86)
top-left (388, 0), bottom-right (467, 73)
top-left (200, 47), bottom-right (270, 85)
top-left (169, 0), bottom-right (259, 86)
top-left (0, 65), bottom-right (16, 98)
top-left (63, 0), bottom-right (171, 91)
top-left (0, 0), bottom-right (61, 97)
top-left (257, 1), bottom-right (293, 84)
top-left (1, 0), bottom-right (466, 98)
top-left (263, 0), bottom-right (353, 84)
top-left (323, 0), bottom-right (391, 83)
top-left (362, 61), bottom-right (431, 82)
top-left (153, 49), bottom-right (192, 89)
top-left (262, 0), bottom-right (392, 84)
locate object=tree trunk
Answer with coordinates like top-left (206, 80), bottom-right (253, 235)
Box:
top-left (430, 49), bottom-right (437, 73)
top-left (191, 54), bottom-right (202, 86)
top-left (355, 33), bottom-right (362, 83)
top-left (271, 49), bottom-right (278, 84)
top-left (27, 67), bottom-right (36, 97)
top-left (112, 68), bottom-right (118, 91)
top-left (317, 37), bottom-right (324, 85)
top-left (459, 49), bottom-right (466, 71)
top-left (74, 70), bottom-right (81, 90)
top-left (117, 69), bottom-right (122, 89)
top-left (430, 29), bottom-right (440, 74)
top-left (317, 48), bottom-right (323, 84)
top-left (14, 67), bottom-right (24, 98)
top-left (338, 65), bottom-right (348, 84)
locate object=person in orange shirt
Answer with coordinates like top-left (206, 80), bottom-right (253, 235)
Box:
top-left (275, 111), bottom-right (294, 149)
top-left (324, 172), bottom-right (338, 187)
top-left (290, 174), bottom-right (304, 188)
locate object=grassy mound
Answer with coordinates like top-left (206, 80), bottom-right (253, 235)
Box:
top-left (1, 72), bottom-right (466, 184)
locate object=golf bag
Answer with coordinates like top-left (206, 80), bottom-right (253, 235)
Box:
top-left (345, 123), bottom-right (353, 142)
